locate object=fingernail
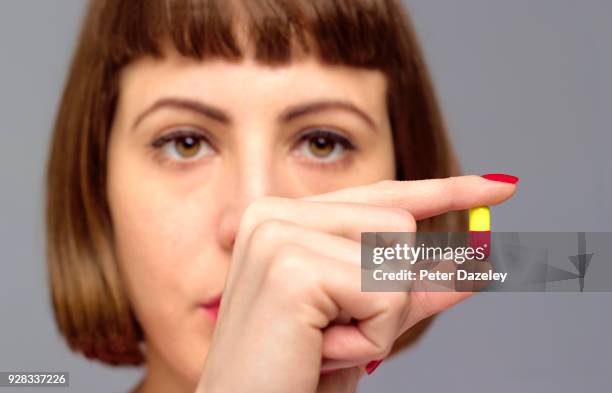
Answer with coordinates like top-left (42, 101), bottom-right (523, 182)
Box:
top-left (366, 359), bottom-right (384, 375)
top-left (481, 173), bottom-right (519, 184)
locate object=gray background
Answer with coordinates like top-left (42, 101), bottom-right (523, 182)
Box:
top-left (0, 0), bottom-right (610, 392)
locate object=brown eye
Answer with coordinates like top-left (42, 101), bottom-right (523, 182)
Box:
top-left (296, 129), bottom-right (355, 163)
top-left (175, 136), bottom-right (201, 158)
top-left (308, 135), bottom-right (336, 158)
top-left (152, 130), bottom-right (214, 161)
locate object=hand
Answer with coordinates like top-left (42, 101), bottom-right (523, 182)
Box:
top-left (195, 176), bottom-right (517, 393)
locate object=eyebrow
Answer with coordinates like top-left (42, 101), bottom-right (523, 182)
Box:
top-left (132, 97), bottom-right (378, 132)
top-left (132, 98), bottom-right (230, 130)
top-left (279, 100), bottom-right (378, 132)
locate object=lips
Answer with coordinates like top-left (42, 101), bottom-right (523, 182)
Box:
top-left (200, 294), bottom-right (222, 321)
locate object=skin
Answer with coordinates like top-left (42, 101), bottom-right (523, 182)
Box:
top-left (107, 45), bottom-right (517, 393)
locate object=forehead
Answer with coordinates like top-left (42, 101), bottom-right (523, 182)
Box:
top-left (117, 48), bottom-right (388, 117)
top-left (120, 47), bottom-right (387, 101)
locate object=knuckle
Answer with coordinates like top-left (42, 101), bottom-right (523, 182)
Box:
top-left (369, 336), bottom-right (393, 359)
top-left (240, 196), bottom-right (285, 238)
top-left (375, 292), bottom-right (411, 349)
top-left (250, 219), bottom-right (288, 246)
top-left (380, 292), bottom-right (410, 317)
top-left (242, 220), bottom-right (294, 271)
top-left (266, 244), bottom-right (316, 297)
top-left (374, 345), bottom-right (393, 360)
top-left (271, 244), bottom-right (309, 278)
top-left (242, 196), bottom-right (282, 225)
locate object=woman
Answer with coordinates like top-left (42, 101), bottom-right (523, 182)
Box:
top-left (46, 0), bottom-right (518, 392)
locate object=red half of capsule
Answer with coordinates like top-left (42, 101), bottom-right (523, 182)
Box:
top-left (469, 231), bottom-right (491, 259)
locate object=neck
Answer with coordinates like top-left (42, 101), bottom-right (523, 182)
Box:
top-left (131, 346), bottom-right (195, 393)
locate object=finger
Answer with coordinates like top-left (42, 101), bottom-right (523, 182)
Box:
top-left (320, 359), bottom-right (368, 374)
top-left (247, 220), bottom-right (363, 265)
top-left (304, 175), bottom-right (517, 220)
top-left (317, 366), bottom-right (362, 393)
top-left (305, 253), bottom-right (408, 363)
top-left (403, 291), bottom-right (473, 332)
top-left (236, 221), bottom-right (362, 325)
top-left (401, 258), bottom-right (495, 330)
top-left (252, 243), bottom-right (406, 364)
top-left (235, 198), bottom-right (416, 252)
top-left (224, 207), bottom-right (385, 318)
top-left (230, 215), bottom-right (367, 286)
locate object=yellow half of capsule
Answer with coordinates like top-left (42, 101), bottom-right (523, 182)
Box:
top-left (469, 206), bottom-right (491, 231)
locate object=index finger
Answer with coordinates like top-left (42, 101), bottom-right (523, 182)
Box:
top-left (303, 175), bottom-right (518, 220)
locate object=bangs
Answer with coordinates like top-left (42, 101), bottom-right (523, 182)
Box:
top-left (92, 0), bottom-right (407, 69)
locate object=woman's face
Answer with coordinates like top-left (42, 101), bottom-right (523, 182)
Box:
top-left (107, 46), bottom-right (395, 385)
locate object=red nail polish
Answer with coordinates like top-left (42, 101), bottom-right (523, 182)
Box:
top-left (481, 173), bottom-right (519, 184)
top-left (366, 359), bottom-right (384, 375)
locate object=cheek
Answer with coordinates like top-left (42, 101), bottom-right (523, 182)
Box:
top-left (111, 190), bottom-right (216, 289)
top-left (106, 144), bottom-right (222, 380)
top-left (107, 160), bottom-right (220, 326)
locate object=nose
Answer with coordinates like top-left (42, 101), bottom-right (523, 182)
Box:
top-left (217, 168), bottom-right (266, 251)
top-left (216, 150), bottom-right (293, 252)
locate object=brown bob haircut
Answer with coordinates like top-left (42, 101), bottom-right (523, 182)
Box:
top-left (46, 0), bottom-right (466, 366)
